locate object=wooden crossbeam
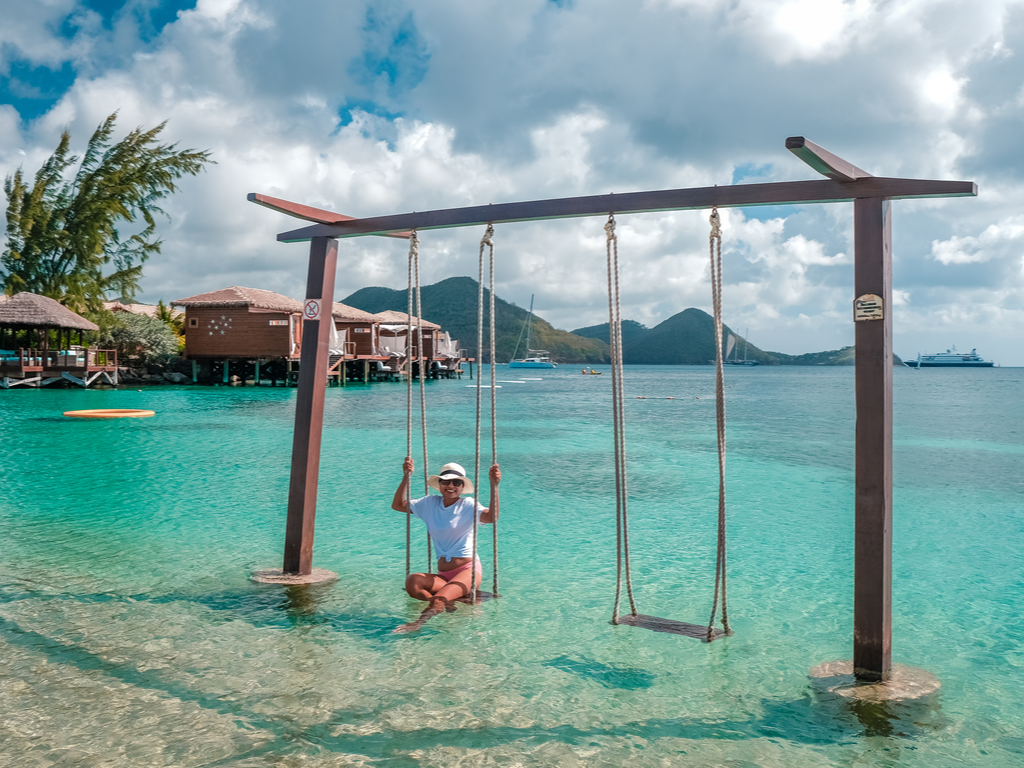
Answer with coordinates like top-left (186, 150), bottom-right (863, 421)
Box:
top-left (268, 176), bottom-right (976, 243)
top-left (786, 136), bottom-right (873, 182)
top-left (247, 193), bottom-right (412, 239)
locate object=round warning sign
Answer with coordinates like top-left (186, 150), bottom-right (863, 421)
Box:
top-left (303, 299), bottom-right (321, 321)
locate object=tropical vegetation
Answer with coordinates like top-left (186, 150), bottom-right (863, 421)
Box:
top-left (2, 112), bottom-right (212, 316)
top-left (97, 311), bottom-right (180, 364)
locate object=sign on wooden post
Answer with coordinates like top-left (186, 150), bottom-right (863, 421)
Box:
top-left (853, 198), bottom-right (893, 681)
top-left (283, 236), bottom-right (338, 575)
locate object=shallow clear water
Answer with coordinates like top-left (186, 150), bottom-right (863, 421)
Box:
top-left (1, 366), bottom-right (1023, 766)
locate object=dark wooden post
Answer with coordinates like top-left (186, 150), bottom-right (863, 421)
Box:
top-left (283, 236), bottom-right (338, 575)
top-left (853, 197), bottom-right (893, 681)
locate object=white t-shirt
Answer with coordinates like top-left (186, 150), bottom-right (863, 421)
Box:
top-left (408, 495), bottom-right (484, 561)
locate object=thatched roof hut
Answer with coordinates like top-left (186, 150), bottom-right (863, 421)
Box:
top-left (172, 286), bottom-right (303, 312)
top-left (0, 292), bottom-right (99, 331)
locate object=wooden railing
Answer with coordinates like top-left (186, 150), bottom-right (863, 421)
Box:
top-left (0, 347), bottom-right (117, 370)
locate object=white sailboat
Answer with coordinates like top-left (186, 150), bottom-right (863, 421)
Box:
top-left (509, 295), bottom-right (556, 369)
top-left (723, 328), bottom-right (759, 366)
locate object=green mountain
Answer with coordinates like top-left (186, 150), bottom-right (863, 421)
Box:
top-left (620, 308), bottom-right (752, 364)
top-left (342, 277), bottom-right (608, 364)
top-left (574, 312), bottom-right (904, 366)
top-left (570, 319), bottom-right (649, 346)
top-left (768, 346), bottom-right (904, 366)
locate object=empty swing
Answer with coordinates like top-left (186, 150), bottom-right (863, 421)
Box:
top-left (605, 209), bottom-right (732, 642)
top-left (401, 225), bottom-right (501, 605)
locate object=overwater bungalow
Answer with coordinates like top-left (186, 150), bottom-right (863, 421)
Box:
top-left (170, 286), bottom-right (465, 385)
top-left (329, 302), bottom-right (401, 383)
top-left (0, 292), bottom-right (117, 389)
top-left (372, 310), bottom-right (467, 378)
top-left (173, 286), bottom-right (303, 384)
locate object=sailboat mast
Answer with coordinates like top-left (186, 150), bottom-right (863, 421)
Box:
top-left (525, 294), bottom-right (534, 353)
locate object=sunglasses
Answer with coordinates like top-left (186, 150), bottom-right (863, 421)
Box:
top-left (439, 478), bottom-right (464, 487)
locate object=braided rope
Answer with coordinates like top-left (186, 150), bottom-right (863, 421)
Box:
top-left (706, 207), bottom-right (731, 641)
top-left (413, 236), bottom-right (432, 568)
top-left (470, 223), bottom-right (498, 603)
top-left (405, 232), bottom-right (417, 579)
top-left (606, 214), bottom-right (637, 623)
top-left (485, 224), bottom-right (499, 597)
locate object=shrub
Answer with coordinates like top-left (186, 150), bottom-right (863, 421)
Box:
top-left (97, 312), bottom-right (179, 363)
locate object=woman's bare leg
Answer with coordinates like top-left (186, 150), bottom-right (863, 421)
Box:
top-left (433, 566), bottom-right (482, 604)
top-left (404, 573), bottom-right (446, 601)
top-left (394, 567), bottom-right (482, 633)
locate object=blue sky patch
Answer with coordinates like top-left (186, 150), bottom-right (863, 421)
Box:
top-left (3, 1), bottom-right (196, 122)
top-left (82, 0), bottom-right (129, 27)
top-left (82, 0), bottom-right (196, 42)
top-left (0, 59), bottom-right (77, 122)
top-left (349, 9), bottom-right (430, 100)
top-left (338, 99), bottom-right (404, 128)
top-left (731, 162), bottom-right (773, 184)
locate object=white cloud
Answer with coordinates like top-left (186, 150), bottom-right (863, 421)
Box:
top-left (3, 0), bottom-right (1024, 363)
top-left (931, 218), bottom-right (1024, 265)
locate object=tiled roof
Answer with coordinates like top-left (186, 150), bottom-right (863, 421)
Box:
top-left (172, 286), bottom-right (303, 313)
top-left (104, 300), bottom-right (182, 319)
top-left (373, 310), bottom-right (440, 330)
top-left (332, 302), bottom-right (379, 322)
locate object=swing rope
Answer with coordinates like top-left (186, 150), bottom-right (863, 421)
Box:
top-left (707, 207), bottom-right (731, 641)
top-left (606, 214), bottom-right (638, 623)
top-left (487, 224), bottom-right (500, 598)
top-left (471, 223), bottom-right (498, 604)
top-left (405, 231), bottom-right (431, 578)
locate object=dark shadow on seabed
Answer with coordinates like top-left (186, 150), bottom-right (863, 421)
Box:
top-left (0, 583), bottom-right (958, 765)
top-left (542, 654), bottom-right (657, 690)
top-left (0, 580), bottom-right (423, 640)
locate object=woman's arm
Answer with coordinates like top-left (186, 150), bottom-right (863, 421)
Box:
top-left (480, 463), bottom-right (501, 524)
top-left (391, 456), bottom-right (414, 513)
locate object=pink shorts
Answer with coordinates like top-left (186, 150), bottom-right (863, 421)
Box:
top-left (437, 559), bottom-right (482, 582)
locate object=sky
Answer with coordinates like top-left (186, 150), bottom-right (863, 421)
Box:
top-left (1, 0), bottom-right (1023, 364)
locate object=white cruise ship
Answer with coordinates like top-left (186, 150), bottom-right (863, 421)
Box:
top-left (915, 347), bottom-right (994, 368)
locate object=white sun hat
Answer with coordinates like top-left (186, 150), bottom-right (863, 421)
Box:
top-left (427, 462), bottom-right (474, 494)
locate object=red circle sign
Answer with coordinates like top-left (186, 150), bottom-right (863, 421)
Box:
top-left (303, 299), bottom-right (321, 320)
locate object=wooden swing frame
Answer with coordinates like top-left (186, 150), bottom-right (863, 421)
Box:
top-left (249, 136), bottom-right (976, 682)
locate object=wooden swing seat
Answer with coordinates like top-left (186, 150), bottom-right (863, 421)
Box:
top-left (614, 613), bottom-right (728, 642)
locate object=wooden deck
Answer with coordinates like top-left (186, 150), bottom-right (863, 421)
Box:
top-left (0, 348), bottom-right (119, 389)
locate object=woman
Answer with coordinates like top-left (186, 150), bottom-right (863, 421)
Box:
top-left (391, 457), bottom-right (500, 632)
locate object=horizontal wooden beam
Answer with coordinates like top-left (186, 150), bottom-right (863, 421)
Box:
top-left (272, 177), bottom-right (976, 242)
top-left (786, 137), bottom-right (872, 182)
top-left (248, 193), bottom-right (411, 239)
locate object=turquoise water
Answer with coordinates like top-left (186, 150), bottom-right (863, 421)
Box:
top-left (1, 366), bottom-right (1023, 766)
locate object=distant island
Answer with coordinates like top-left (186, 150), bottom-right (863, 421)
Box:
top-left (344, 278), bottom-right (901, 366)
